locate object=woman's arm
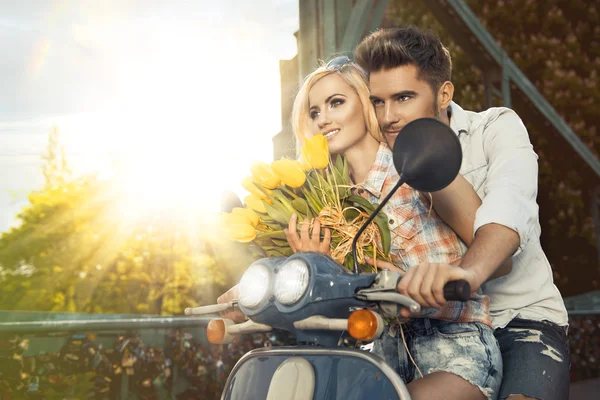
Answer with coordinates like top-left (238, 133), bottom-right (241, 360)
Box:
top-left (431, 174), bottom-right (511, 278)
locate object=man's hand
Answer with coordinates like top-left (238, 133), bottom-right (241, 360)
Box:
top-left (217, 285), bottom-right (247, 323)
top-left (284, 213), bottom-right (331, 254)
top-left (397, 262), bottom-right (478, 310)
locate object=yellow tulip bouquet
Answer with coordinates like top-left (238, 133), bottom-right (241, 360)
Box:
top-left (221, 134), bottom-right (392, 272)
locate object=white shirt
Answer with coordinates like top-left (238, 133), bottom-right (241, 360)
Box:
top-left (449, 102), bottom-right (568, 329)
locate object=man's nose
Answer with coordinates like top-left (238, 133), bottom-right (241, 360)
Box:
top-left (383, 104), bottom-right (400, 126)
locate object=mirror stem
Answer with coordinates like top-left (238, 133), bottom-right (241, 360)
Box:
top-left (352, 175), bottom-right (406, 274)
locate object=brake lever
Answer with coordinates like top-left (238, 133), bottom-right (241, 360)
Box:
top-left (355, 291), bottom-right (421, 314)
top-left (359, 269), bottom-right (403, 292)
top-left (184, 300), bottom-right (238, 316)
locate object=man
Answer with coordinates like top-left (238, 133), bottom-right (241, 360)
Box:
top-left (354, 26), bottom-right (569, 400)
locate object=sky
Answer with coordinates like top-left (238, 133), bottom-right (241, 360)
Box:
top-left (0, 0), bottom-right (299, 232)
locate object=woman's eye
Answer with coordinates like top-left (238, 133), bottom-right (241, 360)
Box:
top-left (372, 99), bottom-right (383, 107)
top-left (330, 98), bottom-right (344, 107)
top-left (310, 110), bottom-right (319, 120)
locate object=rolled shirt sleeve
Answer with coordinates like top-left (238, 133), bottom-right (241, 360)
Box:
top-left (473, 110), bottom-right (540, 255)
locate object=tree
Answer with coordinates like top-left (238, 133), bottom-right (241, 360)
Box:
top-left (41, 126), bottom-right (71, 189)
top-left (0, 129), bottom-right (250, 314)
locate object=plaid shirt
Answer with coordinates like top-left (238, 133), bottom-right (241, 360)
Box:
top-left (355, 143), bottom-right (491, 327)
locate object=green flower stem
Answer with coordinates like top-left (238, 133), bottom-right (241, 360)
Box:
top-left (249, 240), bottom-right (267, 257)
top-left (279, 184), bottom-right (299, 200)
top-left (304, 178), bottom-right (323, 208)
top-left (273, 190), bottom-right (296, 215)
top-left (302, 187), bottom-right (322, 215)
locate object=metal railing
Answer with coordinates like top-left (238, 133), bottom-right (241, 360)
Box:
top-left (0, 312), bottom-right (227, 399)
top-left (1, 296), bottom-right (598, 398)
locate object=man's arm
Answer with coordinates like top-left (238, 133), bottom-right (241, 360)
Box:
top-left (430, 174), bottom-right (481, 246)
top-left (397, 110), bottom-right (538, 308)
top-left (465, 109), bottom-right (539, 283)
top-left (459, 223), bottom-right (519, 287)
top-left (430, 174), bottom-right (513, 281)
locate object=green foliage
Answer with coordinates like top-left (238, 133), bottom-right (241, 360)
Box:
top-left (42, 126), bottom-right (71, 189)
top-left (0, 130), bottom-right (250, 314)
top-left (385, 0), bottom-right (600, 294)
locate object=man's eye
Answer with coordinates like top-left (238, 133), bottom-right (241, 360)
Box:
top-left (398, 96), bottom-right (411, 102)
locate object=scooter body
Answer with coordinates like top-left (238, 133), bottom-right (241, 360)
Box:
top-left (188, 252), bottom-right (435, 400)
top-left (222, 346), bottom-right (410, 400)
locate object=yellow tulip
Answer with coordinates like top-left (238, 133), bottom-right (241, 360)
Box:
top-left (271, 159), bottom-right (306, 188)
top-left (241, 176), bottom-right (268, 199)
top-left (250, 162), bottom-right (281, 189)
top-left (232, 207), bottom-right (260, 226)
top-left (225, 223), bottom-right (257, 243)
top-left (219, 212), bottom-right (247, 226)
top-left (298, 156), bottom-right (312, 171)
top-left (219, 212), bottom-right (258, 243)
top-left (300, 134), bottom-right (329, 169)
top-left (244, 194), bottom-right (268, 213)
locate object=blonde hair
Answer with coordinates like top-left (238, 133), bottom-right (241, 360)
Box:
top-left (291, 62), bottom-right (383, 148)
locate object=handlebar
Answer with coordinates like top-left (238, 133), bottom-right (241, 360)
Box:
top-left (443, 280), bottom-right (471, 302)
top-left (184, 301), bottom-right (236, 316)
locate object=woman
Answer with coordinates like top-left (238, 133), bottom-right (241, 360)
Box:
top-left (285, 57), bottom-right (503, 400)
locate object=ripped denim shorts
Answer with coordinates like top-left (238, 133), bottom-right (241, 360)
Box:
top-left (372, 318), bottom-right (503, 400)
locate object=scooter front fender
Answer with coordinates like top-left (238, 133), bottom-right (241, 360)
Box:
top-left (221, 346), bottom-right (410, 400)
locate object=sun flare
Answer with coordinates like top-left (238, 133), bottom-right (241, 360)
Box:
top-left (55, 23), bottom-right (294, 222)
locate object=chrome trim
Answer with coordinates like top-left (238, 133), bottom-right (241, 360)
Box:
top-left (357, 291), bottom-right (421, 314)
top-left (227, 320), bottom-right (272, 335)
top-left (221, 346), bottom-right (411, 400)
top-left (292, 315), bottom-right (347, 331)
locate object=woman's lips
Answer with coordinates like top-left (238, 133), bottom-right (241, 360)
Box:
top-left (324, 129), bottom-right (340, 140)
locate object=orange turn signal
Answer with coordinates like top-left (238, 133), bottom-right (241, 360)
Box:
top-left (348, 309), bottom-right (382, 341)
top-left (207, 319), bottom-right (227, 344)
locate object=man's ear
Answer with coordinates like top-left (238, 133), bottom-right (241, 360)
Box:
top-left (437, 81), bottom-right (454, 110)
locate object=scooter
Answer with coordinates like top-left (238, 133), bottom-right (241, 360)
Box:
top-left (186, 118), bottom-right (469, 400)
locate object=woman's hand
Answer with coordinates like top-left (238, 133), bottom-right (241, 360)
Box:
top-left (216, 285), bottom-right (247, 323)
top-left (284, 213), bottom-right (331, 254)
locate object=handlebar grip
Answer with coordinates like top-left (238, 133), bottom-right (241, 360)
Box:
top-left (184, 303), bottom-right (232, 315)
top-left (443, 280), bottom-right (471, 302)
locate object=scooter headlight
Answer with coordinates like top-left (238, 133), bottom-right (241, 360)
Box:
top-left (275, 259), bottom-right (310, 305)
top-left (238, 263), bottom-right (271, 309)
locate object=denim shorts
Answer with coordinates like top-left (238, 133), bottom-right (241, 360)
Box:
top-left (494, 318), bottom-right (570, 400)
top-left (372, 318), bottom-right (503, 400)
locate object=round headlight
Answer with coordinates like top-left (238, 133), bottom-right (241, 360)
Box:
top-left (274, 259), bottom-right (310, 305)
top-left (238, 263), bottom-right (270, 309)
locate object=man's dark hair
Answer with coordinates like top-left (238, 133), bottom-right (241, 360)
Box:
top-left (354, 26), bottom-right (452, 94)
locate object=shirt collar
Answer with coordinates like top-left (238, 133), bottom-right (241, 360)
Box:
top-left (360, 142), bottom-right (392, 199)
top-left (448, 101), bottom-right (470, 136)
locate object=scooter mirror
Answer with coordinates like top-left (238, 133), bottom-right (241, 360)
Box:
top-left (392, 118), bottom-right (462, 192)
top-left (351, 118), bottom-right (463, 274)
